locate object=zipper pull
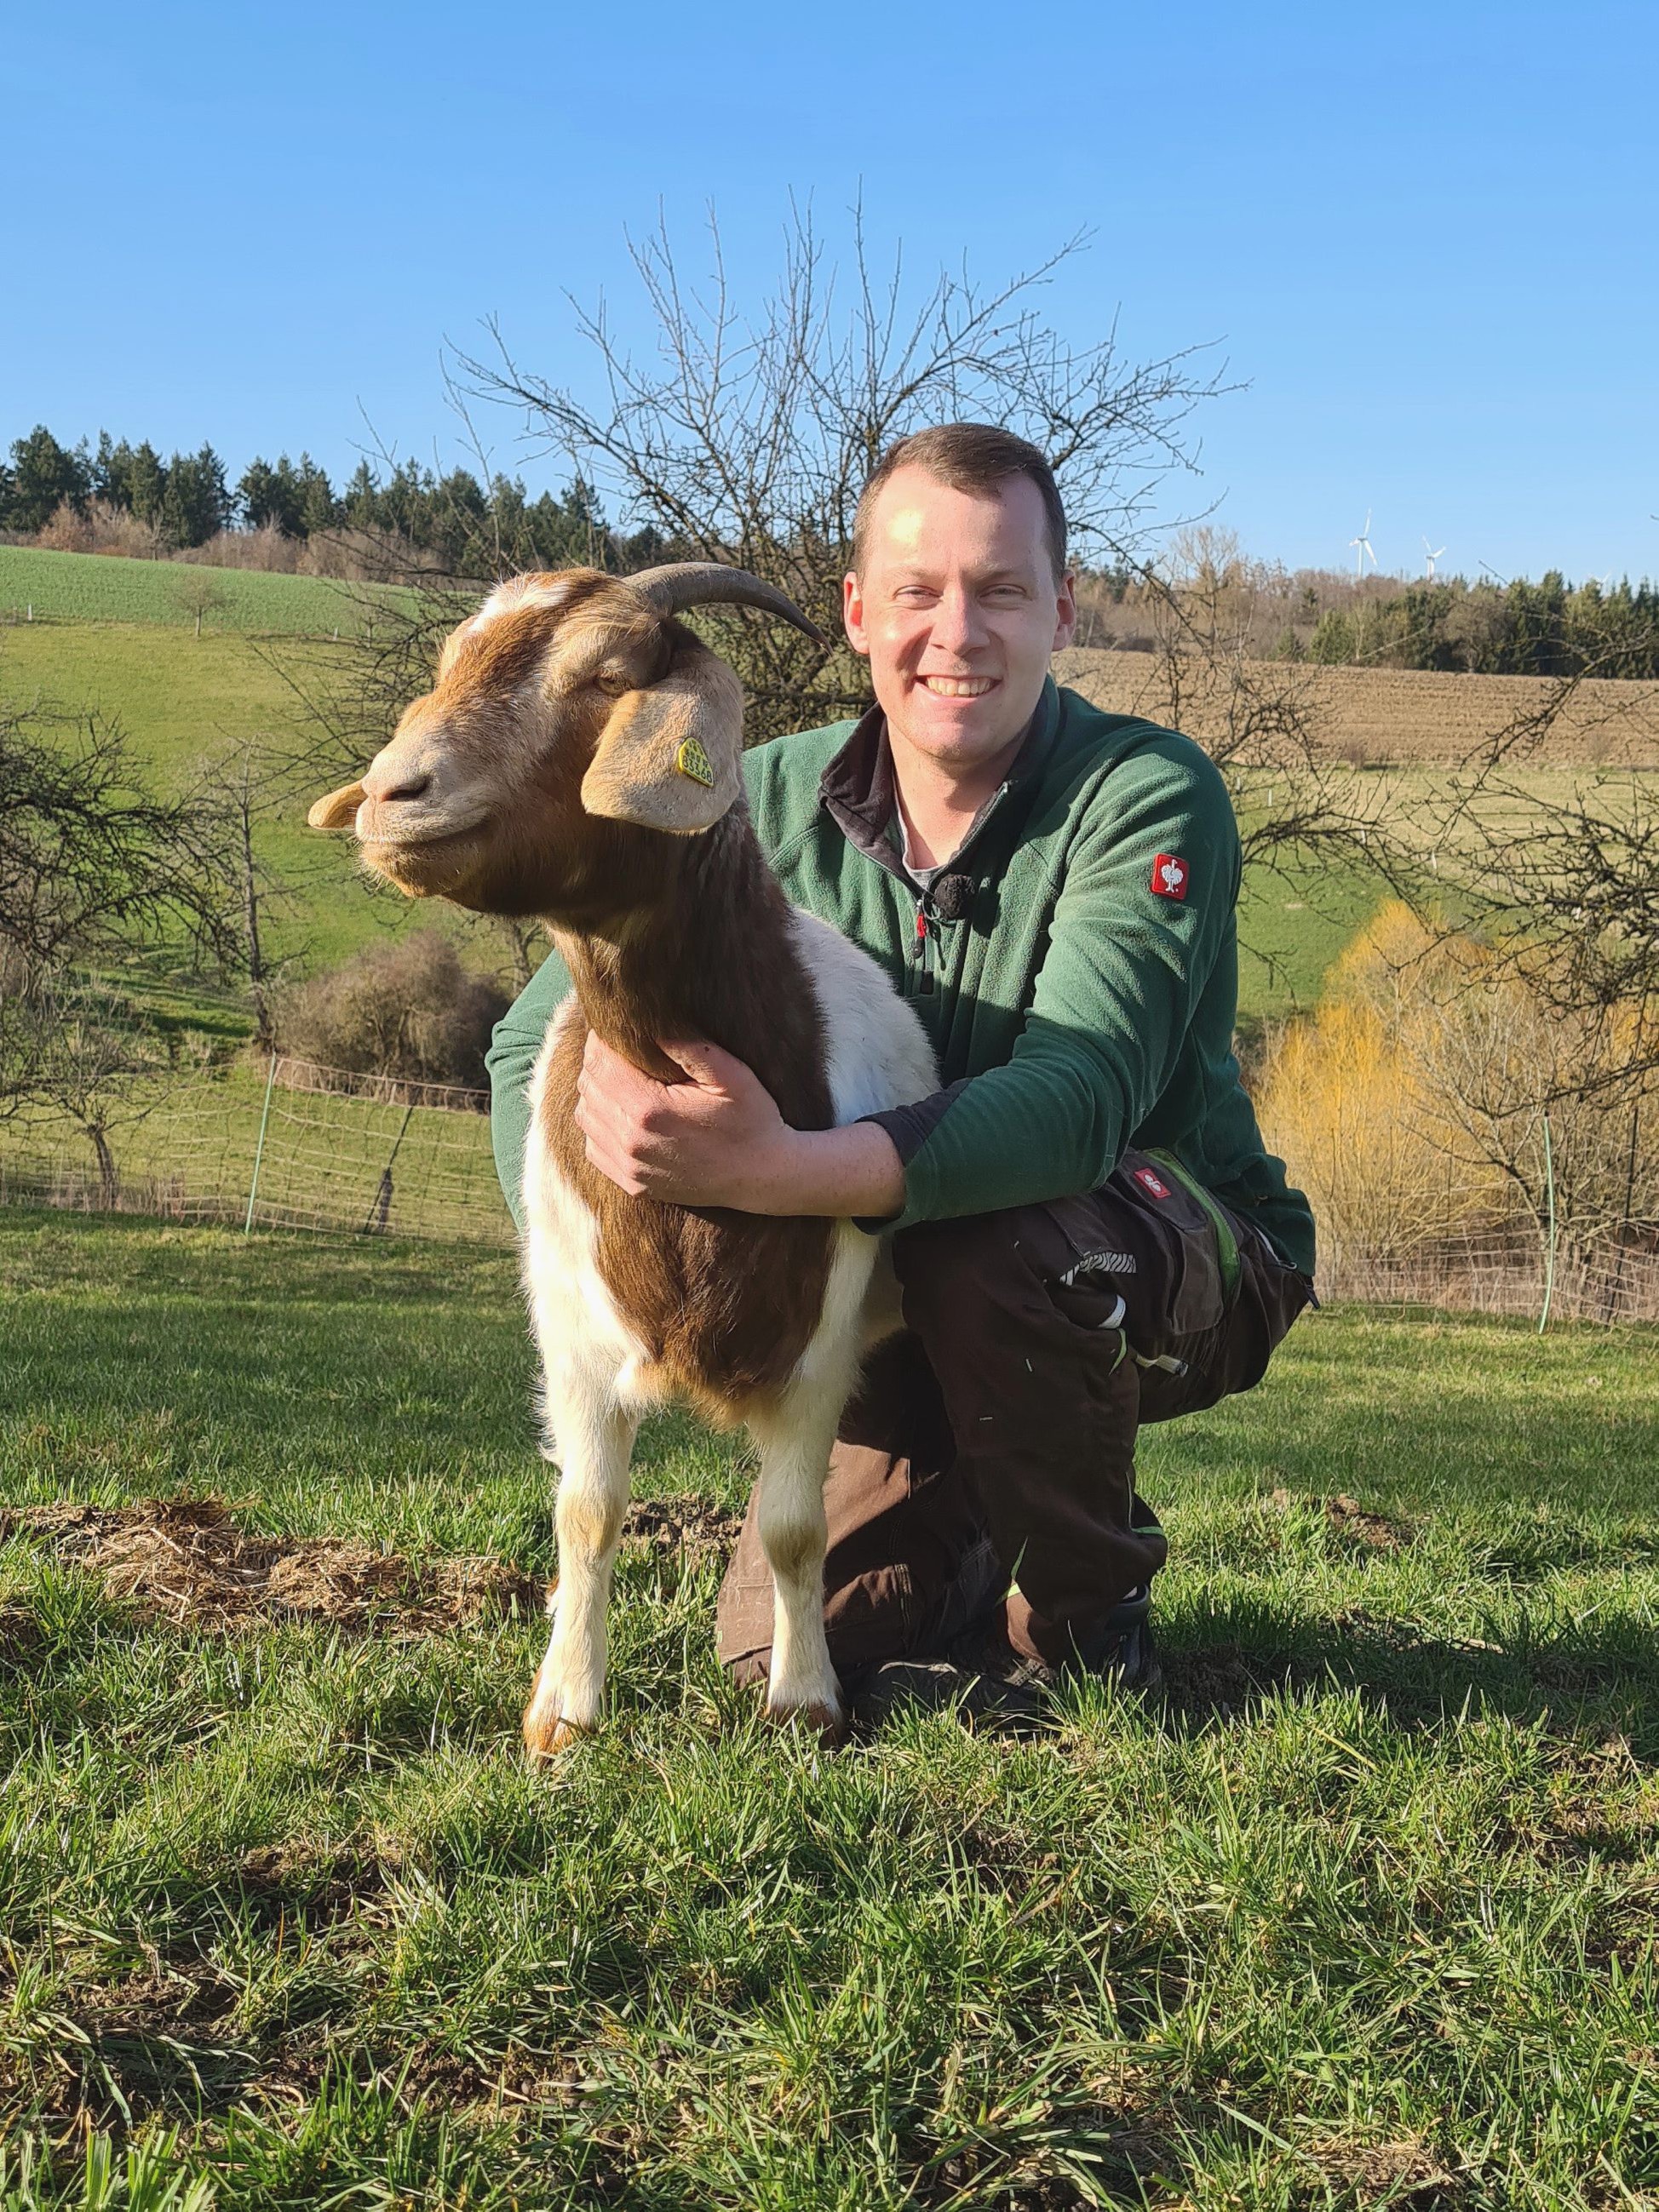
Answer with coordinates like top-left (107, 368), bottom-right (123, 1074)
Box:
top-left (912, 903), bottom-right (933, 993)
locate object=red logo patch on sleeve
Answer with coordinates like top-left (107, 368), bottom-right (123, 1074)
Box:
top-left (1151, 853), bottom-right (1189, 900)
top-left (1133, 1166), bottom-right (1173, 1200)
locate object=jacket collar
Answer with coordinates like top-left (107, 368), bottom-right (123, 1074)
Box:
top-left (818, 675), bottom-right (1062, 874)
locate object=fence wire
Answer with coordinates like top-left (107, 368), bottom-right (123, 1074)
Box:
top-left (2, 1055), bottom-right (1655, 1322)
top-left (1319, 1233), bottom-right (1659, 1325)
top-left (0, 1054), bottom-right (513, 1248)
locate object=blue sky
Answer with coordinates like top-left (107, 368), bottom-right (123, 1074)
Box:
top-left (8, 0), bottom-right (1656, 581)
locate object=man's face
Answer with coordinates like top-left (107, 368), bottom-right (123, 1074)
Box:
top-left (843, 464), bottom-right (1076, 774)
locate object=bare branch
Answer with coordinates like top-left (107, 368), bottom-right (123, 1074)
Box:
top-left (454, 205), bottom-right (1231, 740)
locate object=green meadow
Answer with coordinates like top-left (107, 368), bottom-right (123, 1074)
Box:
top-left (1, 1212), bottom-right (1656, 2207)
top-left (1, 583), bottom-right (1389, 1028)
top-left (0, 598), bottom-right (478, 981)
top-left (0, 547), bottom-right (404, 636)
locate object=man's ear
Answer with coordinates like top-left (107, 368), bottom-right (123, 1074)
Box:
top-left (1053, 569), bottom-right (1078, 652)
top-left (579, 645), bottom-right (744, 834)
top-left (842, 570), bottom-right (870, 657)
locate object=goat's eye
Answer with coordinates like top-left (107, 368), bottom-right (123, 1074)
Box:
top-left (593, 668), bottom-right (631, 696)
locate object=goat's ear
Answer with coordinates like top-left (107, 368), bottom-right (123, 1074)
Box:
top-left (579, 648), bottom-right (743, 834)
top-left (308, 780), bottom-right (366, 830)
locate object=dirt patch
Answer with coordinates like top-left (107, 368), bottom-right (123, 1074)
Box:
top-left (0, 1600), bottom-right (43, 1664)
top-left (1160, 1642), bottom-right (1274, 1720)
top-left (1268, 1487), bottom-right (1409, 1552)
top-left (238, 1835), bottom-right (401, 1922)
top-left (1303, 2136), bottom-right (1458, 2203)
top-left (620, 1494), bottom-right (742, 1569)
top-left (8, 1954), bottom-right (257, 2124)
top-left (0, 1498), bottom-right (540, 1636)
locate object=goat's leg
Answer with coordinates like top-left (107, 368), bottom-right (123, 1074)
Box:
top-left (744, 1228), bottom-right (881, 1737)
top-left (523, 1370), bottom-right (637, 1762)
top-left (745, 1383), bottom-right (849, 1737)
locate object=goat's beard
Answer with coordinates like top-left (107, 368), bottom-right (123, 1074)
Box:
top-left (359, 826), bottom-right (578, 920)
top-left (359, 831), bottom-right (491, 907)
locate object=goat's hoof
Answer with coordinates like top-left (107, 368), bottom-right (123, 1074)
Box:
top-left (765, 1699), bottom-right (848, 1749)
top-left (523, 1710), bottom-right (593, 1764)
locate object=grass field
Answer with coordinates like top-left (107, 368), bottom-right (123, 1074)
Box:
top-left (0, 620), bottom-right (484, 977)
top-left (2, 1211), bottom-right (1656, 2207)
top-left (0, 548), bottom-right (405, 638)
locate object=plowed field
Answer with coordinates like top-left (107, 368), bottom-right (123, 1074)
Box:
top-left (1055, 646), bottom-right (1659, 765)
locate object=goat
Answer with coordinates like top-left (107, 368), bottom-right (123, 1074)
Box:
top-left (309, 566), bottom-right (937, 1756)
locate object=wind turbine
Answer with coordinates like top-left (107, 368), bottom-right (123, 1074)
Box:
top-left (1423, 536), bottom-right (1446, 579)
top-left (1350, 510), bottom-right (1377, 579)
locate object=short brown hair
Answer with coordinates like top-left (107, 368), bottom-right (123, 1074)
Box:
top-left (851, 422), bottom-right (1068, 582)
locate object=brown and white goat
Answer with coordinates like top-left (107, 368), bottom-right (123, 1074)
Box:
top-left (309, 566), bottom-right (936, 1755)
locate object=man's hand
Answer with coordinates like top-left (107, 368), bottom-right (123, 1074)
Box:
top-left (574, 1031), bottom-right (907, 1219)
top-left (576, 1033), bottom-right (789, 1208)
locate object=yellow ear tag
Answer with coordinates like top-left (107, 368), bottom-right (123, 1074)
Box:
top-left (675, 736), bottom-right (715, 787)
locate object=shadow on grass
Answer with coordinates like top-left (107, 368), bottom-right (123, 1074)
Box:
top-left (1152, 1599), bottom-right (1659, 1759)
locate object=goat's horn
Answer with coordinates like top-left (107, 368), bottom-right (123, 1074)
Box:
top-left (628, 563), bottom-right (830, 649)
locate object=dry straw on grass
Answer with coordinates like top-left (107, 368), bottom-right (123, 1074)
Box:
top-left (0, 1494), bottom-right (738, 1639)
top-left (0, 1498), bottom-right (540, 1636)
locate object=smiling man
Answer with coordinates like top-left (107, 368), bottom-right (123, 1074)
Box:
top-left (487, 423), bottom-right (1315, 1714)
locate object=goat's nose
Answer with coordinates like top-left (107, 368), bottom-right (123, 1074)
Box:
top-left (364, 765), bottom-right (432, 805)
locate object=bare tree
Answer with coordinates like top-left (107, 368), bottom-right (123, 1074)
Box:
top-left (1056, 530), bottom-right (1418, 1023)
top-left (194, 733), bottom-right (318, 1047)
top-left (488, 914), bottom-right (546, 994)
top-left (171, 569), bottom-right (231, 639)
top-left (1422, 621), bottom-right (1659, 1095)
top-left (456, 203), bottom-right (1230, 740)
top-left (0, 697), bottom-right (236, 973)
top-left (0, 960), bottom-right (197, 1204)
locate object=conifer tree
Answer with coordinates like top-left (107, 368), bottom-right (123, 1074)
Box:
top-left (158, 444), bottom-right (231, 548)
top-left (3, 424), bottom-right (89, 531)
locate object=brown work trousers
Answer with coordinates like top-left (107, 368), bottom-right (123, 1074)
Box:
top-left (717, 1149), bottom-right (1313, 1680)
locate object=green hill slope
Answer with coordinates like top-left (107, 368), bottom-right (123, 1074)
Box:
top-left (0, 617), bottom-right (458, 977)
top-left (3, 596), bottom-right (1384, 1024)
top-left (0, 544), bottom-right (407, 634)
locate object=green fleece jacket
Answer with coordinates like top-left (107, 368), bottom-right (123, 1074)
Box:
top-left (485, 676), bottom-right (1316, 1275)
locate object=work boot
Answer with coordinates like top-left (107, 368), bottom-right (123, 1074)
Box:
top-left (1046, 1585), bottom-right (1162, 1693)
top-left (849, 1586), bottom-right (1160, 1733)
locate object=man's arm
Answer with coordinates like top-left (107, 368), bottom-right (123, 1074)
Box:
top-left (573, 1033), bottom-right (905, 1218)
top-left (485, 943), bottom-right (572, 1232)
top-left (486, 947), bottom-right (907, 1226)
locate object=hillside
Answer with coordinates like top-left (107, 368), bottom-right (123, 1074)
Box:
top-left (1055, 646), bottom-right (1659, 765)
top-left (11, 589), bottom-right (1656, 1028)
top-left (0, 618), bottom-right (429, 975)
top-left (0, 543), bottom-right (409, 635)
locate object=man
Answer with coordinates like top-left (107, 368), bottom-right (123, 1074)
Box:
top-left (487, 423), bottom-right (1315, 1711)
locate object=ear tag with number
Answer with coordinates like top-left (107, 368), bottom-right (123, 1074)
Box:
top-left (675, 736), bottom-right (715, 787)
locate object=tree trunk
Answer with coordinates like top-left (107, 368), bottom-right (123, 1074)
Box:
top-left (89, 1126), bottom-right (118, 1208)
top-left (239, 792), bottom-right (273, 1047)
top-left (495, 916), bottom-right (536, 993)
